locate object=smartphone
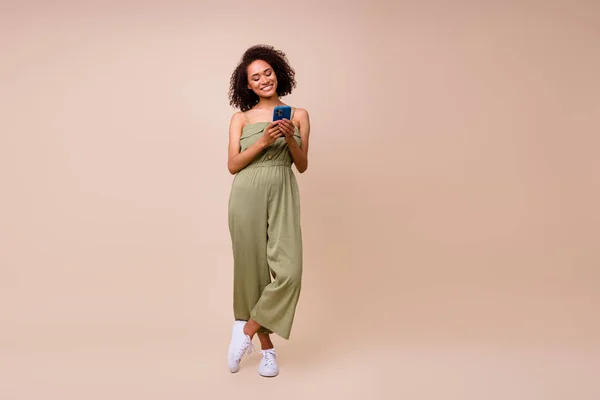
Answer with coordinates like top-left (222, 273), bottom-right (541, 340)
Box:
top-left (273, 105), bottom-right (292, 121)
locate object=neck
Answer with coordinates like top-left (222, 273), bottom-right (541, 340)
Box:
top-left (256, 96), bottom-right (285, 109)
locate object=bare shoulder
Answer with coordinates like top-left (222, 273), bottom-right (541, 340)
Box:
top-left (293, 107), bottom-right (310, 129)
top-left (229, 111), bottom-right (246, 142)
top-left (230, 111), bottom-right (246, 124)
top-left (293, 107), bottom-right (310, 119)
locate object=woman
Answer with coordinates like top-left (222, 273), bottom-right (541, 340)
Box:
top-left (226, 44), bottom-right (311, 377)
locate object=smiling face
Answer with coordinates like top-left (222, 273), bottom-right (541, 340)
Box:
top-left (247, 59), bottom-right (278, 98)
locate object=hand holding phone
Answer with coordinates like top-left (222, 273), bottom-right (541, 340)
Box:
top-left (278, 118), bottom-right (295, 140)
top-left (273, 106), bottom-right (292, 138)
top-left (260, 121), bottom-right (282, 147)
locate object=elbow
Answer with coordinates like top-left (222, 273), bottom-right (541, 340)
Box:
top-left (227, 163), bottom-right (238, 175)
top-left (297, 163), bottom-right (308, 174)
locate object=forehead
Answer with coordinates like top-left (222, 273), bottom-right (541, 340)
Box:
top-left (247, 59), bottom-right (273, 76)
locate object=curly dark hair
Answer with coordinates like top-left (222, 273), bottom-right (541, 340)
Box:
top-left (228, 44), bottom-right (296, 112)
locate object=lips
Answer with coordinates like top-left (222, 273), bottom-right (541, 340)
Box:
top-left (261, 84), bottom-right (273, 91)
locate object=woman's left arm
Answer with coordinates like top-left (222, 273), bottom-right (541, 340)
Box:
top-left (279, 108), bottom-right (310, 173)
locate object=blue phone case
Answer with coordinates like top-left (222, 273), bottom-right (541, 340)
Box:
top-left (273, 105), bottom-right (292, 121)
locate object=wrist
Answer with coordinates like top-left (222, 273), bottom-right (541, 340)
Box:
top-left (257, 137), bottom-right (268, 149)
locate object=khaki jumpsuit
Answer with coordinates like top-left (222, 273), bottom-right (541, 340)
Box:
top-left (228, 109), bottom-right (302, 340)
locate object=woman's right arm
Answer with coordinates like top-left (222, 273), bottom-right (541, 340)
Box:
top-left (227, 113), bottom-right (278, 175)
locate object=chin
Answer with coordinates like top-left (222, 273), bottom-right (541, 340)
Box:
top-left (259, 90), bottom-right (277, 98)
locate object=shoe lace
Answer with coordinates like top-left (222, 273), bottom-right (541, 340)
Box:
top-left (235, 335), bottom-right (255, 361)
top-left (260, 349), bottom-right (277, 367)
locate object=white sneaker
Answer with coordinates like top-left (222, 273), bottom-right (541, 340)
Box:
top-left (227, 320), bottom-right (254, 373)
top-left (258, 348), bottom-right (279, 377)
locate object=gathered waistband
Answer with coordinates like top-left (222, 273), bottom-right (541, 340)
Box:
top-left (244, 162), bottom-right (291, 169)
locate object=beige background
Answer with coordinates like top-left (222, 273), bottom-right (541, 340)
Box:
top-left (1, 0), bottom-right (599, 399)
